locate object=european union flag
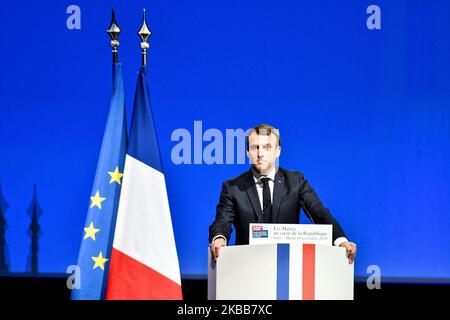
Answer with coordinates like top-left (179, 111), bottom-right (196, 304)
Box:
top-left (71, 63), bottom-right (127, 300)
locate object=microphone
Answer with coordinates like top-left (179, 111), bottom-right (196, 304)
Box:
top-left (299, 200), bottom-right (315, 224)
top-left (257, 208), bottom-right (264, 223)
top-left (257, 202), bottom-right (273, 223)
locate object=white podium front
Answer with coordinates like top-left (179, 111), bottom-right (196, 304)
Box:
top-left (208, 243), bottom-right (354, 300)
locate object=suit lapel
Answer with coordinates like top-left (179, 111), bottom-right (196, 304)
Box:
top-left (244, 167), bottom-right (287, 222)
top-left (272, 169), bottom-right (286, 223)
top-left (244, 169), bottom-right (263, 219)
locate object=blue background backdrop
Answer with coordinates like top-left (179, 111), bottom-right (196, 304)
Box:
top-left (0, 0), bottom-right (449, 282)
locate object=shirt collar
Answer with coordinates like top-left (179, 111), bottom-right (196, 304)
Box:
top-left (252, 166), bottom-right (277, 183)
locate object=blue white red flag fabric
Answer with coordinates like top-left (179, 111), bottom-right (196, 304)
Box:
top-left (106, 67), bottom-right (182, 299)
top-left (71, 63), bottom-right (127, 300)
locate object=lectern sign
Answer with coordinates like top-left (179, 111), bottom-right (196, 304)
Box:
top-left (249, 223), bottom-right (332, 246)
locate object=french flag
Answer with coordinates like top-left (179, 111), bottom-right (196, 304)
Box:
top-left (106, 67), bottom-right (182, 299)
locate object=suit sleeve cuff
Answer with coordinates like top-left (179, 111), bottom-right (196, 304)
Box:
top-left (334, 237), bottom-right (348, 247)
top-left (212, 234), bottom-right (227, 244)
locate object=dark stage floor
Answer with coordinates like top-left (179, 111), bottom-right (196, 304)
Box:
top-left (0, 274), bottom-right (448, 302)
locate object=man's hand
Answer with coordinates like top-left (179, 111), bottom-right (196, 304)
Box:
top-left (210, 237), bottom-right (227, 261)
top-left (339, 241), bottom-right (357, 264)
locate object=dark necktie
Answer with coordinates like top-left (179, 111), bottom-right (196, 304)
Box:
top-left (260, 177), bottom-right (272, 223)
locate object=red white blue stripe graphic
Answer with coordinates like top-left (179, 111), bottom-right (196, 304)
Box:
top-left (277, 243), bottom-right (316, 300)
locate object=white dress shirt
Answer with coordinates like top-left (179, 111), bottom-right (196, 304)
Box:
top-left (252, 166), bottom-right (276, 210)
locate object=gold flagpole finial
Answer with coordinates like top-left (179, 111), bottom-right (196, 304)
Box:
top-left (107, 8), bottom-right (121, 63)
top-left (138, 9), bottom-right (152, 67)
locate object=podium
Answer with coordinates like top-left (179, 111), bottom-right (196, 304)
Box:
top-left (208, 243), bottom-right (354, 300)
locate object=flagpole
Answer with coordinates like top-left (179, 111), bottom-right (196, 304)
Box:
top-left (138, 9), bottom-right (152, 67)
top-left (107, 9), bottom-right (121, 63)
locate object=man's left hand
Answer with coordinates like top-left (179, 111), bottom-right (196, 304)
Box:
top-left (339, 241), bottom-right (357, 264)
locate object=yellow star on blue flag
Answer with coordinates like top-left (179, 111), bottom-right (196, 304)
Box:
top-left (72, 62), bottom-right (127, 300)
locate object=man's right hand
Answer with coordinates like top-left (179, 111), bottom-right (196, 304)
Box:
top-left (210, 237), bottom-right (227, 261)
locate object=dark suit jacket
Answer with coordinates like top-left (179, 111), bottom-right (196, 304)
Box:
top-left (209, 167), bottom-right (346, 245)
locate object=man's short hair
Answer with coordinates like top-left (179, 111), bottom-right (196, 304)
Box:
top-left (246, 124), bottom-right (281, 151)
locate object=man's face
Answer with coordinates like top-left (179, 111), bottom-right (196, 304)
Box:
top-left (247, 131), bottom-right (281, 175)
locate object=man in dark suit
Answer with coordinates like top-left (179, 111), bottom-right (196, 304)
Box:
top-left (209, 124), bottom-right (357, 263)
